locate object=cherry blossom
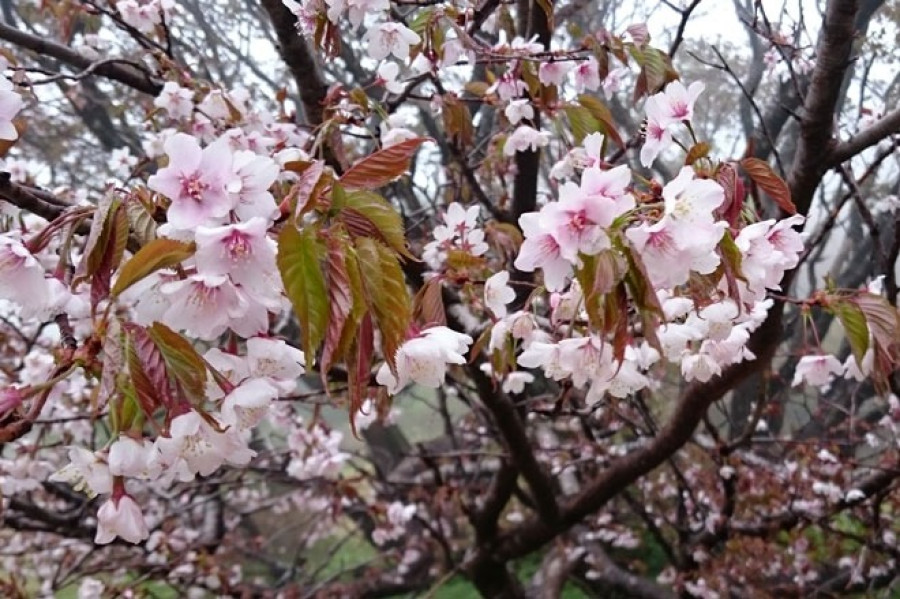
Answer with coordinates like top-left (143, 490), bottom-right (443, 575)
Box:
top-left (154, 82), bottom-right (194, 120)
top-left (376, 326), bottom-right (473, 394)
top-left (504, 99), bottom-right (535, 124)
top-left (792, 354), bottom-right (844, 388)
top-left (484, 271), bottom-right (516, 318)
top-left (514, 212), bottom-right (573, 292)
top-left (364, 23), bottom-right (421, 61)
top-left (95, 494), bottom-right (150, 545)
top-left (572, 58), bottom-right (601, 92)
top-left (538, 60), bottom-right (574, 86)
top-left (0, 76), bottom-right (22, 141)
top-left (147, 133), bottom-right (235, 229)
top-left (377, 62), bottom-right (406, 94)
top-left (194, 217), bottom-right (278, 288)
top-left (504, 126), bottom-right (551, 155)
top-left (154, 410), bottom-right (255, 479)
top-left (159, 274), bottom-right (249, 340)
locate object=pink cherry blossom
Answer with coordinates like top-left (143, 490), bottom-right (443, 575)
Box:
top-left (147, 133), bottom-right (235, 229)
top-left (160, 274), bottom-right (248, 340)
top-left (504, 125), bottom-right (550, 155)
top-left (792, 354), bottom-right (844, 388)
top-left (108, 436), bottom-right (161, 480)
top-left (0, 234), bottom-right (50, 310)
top-left (514, 212), bottom-right (572, 292)
top-left (153, 82), bottom-right (194, 120)
top-left (194, 217), bottom-right (278, 288)
top-left (155, 410), bottom-right (255, 478)
top-left (95, 494), bottom-right (150, 545)
top-left (0, 76), bottom-right (23, 141)
top-left (229, 151), bottom-right (280, 221)
top-left (572, 58), bottom-right (601, 92)
top-left (220, 377), bottom-right (279, 431)
top-left (538, 61), bottom-right (574, 86)
top-left (365, 23), bottom-right (421, 61)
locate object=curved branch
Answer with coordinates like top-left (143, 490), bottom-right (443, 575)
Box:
top-left (0, 22), bottom-right (163, 95)
top-left (829, 105), bottom-right (900, 165)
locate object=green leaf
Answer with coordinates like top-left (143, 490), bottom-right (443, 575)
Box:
top-left (111, 238), bottom-right (195, 297)
top-left (147, 322), bottom-right (208, 404)
top-left (563, 105), bottom-right (599, 144)
top-left (740, 157), bottom-right (796, 215)
top-left (340, 137), bottom-right (431, 191)
top-left (278, 224), bottom-right (329, 369)
top-left (355, 238), bottom-right (411, 373)
top-left (341, 190), bottom-right (413, 259)
top-left (577, 94), bottom-right (625, 148)
top-left (833, 299), bottom-right (869, 366)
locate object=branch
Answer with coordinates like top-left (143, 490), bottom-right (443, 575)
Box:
top-left (786, 0), bottom-right (860, 215)
top-left (0, 172), bottom-right (75, 222)
top-left (0, 22), bottom-right (162, 95)
top-left (829, 105), bottom-right (900, 165)
top-left (586, 546), bottom-right (677, 599)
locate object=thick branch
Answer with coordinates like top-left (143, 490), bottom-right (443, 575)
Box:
top-left (786, 0), bottom-right (860, 215)
top-left (0, 22), bottom-right (162, 95)
top-left (829, 105), bottom-right (900, 165)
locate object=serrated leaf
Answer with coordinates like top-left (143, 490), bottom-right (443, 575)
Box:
top-left (340, 137), bottom-right (431, 191)
top-left (74, 195), bottom-right (119, 286)
top-left (320, 234), bottom-right (354, 386)
top-left (563, 105), bottom-right (600, 144)
top-left (98, 319), bottom-right (124, 411)
top-left (833, 300), bottom-right (869, 365)
top-left (278, 224), bottom-right (329, 369)
top-left (355, 238), bottom-right (411, 373)
top-left (464, 81), bottom-right (491, 97)
top-left (287, 160), bottom-right (327, 219)
top-left (577, 94), bottom-right (624, 148)
top-left (125, 200), bottom-right (158, 246)
top-left (443, 94), bottom-right (474, 147)
top-left (740, 157), bottom-right (796, 215)
top-left (123, 325), bottom-right (164, 419)
top-left (413, 276), bottom-right (446, 327)
top-left (347, 312), bottom-right (375, 437)
top-left (147, 322), bottom-right (208, 404)
top-left (341, 190), bottom-right (413, 259)
top-left (111, 238), bottom-right (195, 297)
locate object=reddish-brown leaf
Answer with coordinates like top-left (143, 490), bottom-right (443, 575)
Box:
top-left (740, 157), bottom-right (796, 215)
top-left (340, 137), bottom-right (431, 191)
top-left (348, 312), bottom-right (375, 438)
top-left (320, 234), bottom-right (354, 388)
top-left (413, 276), bottom-right (446, 327)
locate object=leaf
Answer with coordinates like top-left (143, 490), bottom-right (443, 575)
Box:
top-left (442, 93), bottom-right (474, 147)
top-left (278, 224), bottom-right (329, 369)
top-left (88, 201), bottom-right (129, 309)
top-left (123, 324), bottom-right (165, 418)
top-left (535, 0), bottom-right (554, 31)
top-left (98, 318), bottom-right (124, 411)
top-left (355, 238), bottom-right (411, 373)
top-left (320, 234), bottom-right (354, 386)
top-left (577, 94), bottom-right (625, 148)
top-left (413, 276), bottom-right (446, 327)
top-left (833, 299), bottom-right (869, 366)
top-left (685, 142), bottom-right (710, 165)
top-left (340, 137), bottom-right (431, 191)
top-left (287, 160), bottom-right (327, 218)
top-left (341, 190), bottom-right (413, 259)
top-left (740, 157), bottom-right (796, 215)
top-left (74, 195), bottom-right (120, 287)
top-left (147, 322), bottom-right (208, 404)
top-left (111, 238), bottom-right (195, 297)
top-left (347, 313), bottom-right (375, 437)
top-left (563, 105), bottom-right (600, 144)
